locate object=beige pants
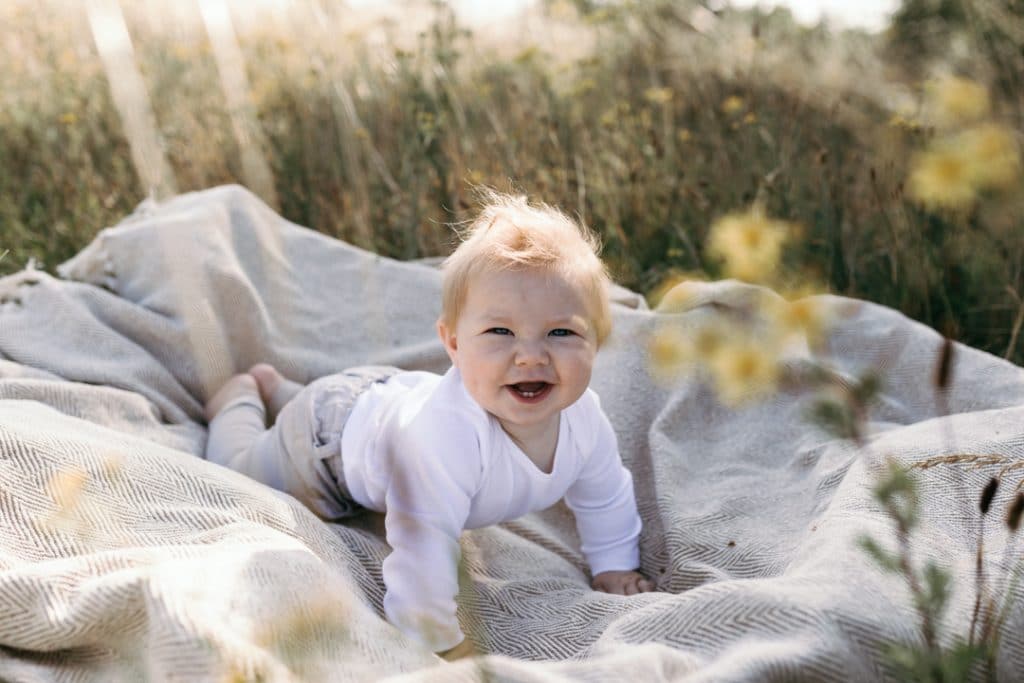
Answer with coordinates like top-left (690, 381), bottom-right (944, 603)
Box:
top-left (204, 366), bottom-right (400, 521)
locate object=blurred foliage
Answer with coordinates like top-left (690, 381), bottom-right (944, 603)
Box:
top-left (0, 0), bottom-right (1022, 363)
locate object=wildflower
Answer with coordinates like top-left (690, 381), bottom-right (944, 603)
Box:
top-left (677, 128), bottom-right (692, 143)
top-left (48, 467), bottom-right (88, 509)
top-left (908, 147), bottom-right (976, 210)
top-left (707, 207), bottom-right (791, 283)
top-left (928, 76), bottom-right (989, 126)
top-left (958, 123), bottom-right (1021, 191)
top-left (709, 336), bottom-right (780, 406)
top-left (765, 291), bottom-right (833, 348)
top-left (648, 325), bottom-right (691, 379)
top-left (743, 112), bottom-right (757, 125)
top-left (651, 275), bottom-right (703, 313)
top-left (721, 96), bottom-right (744, 115)
top-left (59, 113), bottom-right (77, 125)
top-left (644, 87), bottom-right (673, 105)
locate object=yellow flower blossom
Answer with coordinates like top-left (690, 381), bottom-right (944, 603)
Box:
top-left (908, 147), bottom-right (976, 210)
top-left (60, 112), bottom-right (77, 125)
top-left (654, 278), bottom-right (703, 314)
top-left (644, 87), bottom-right (673, 105)
top-left (958, 123), bottom-right (1021, 191)
top-left (928, 76), bottom-right (989, 126)
top-left (709, 337), bottom-right (780, 406)
top-left (765, 290), bottom-right (833, 348)
top-left (743, 112), bottom-right (757, 125)
top-left (721, 96), bottom-right (744, 115)
top-left (677, 128), bottom-right (692, 143)
top-left (48, 467), bottom-right (88, 510)
top-left (648, 325), bottom-right (691, 379)
top-left (707, 208), bottom-right (791, 283)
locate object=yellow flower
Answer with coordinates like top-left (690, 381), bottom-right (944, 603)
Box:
top-left (48, 467), bottom-right (88, 510)
top-left (707, 208), bottom-right (791, 283)
top-left (644, 87), bottom-right (673, 105)
top-left (743, 112), bottom-right (757, 125)
top-left (677, 128), bottom-right (692, 143)
top-left (928, 76), bottom-right (990, 126)
top-left (765, 290), bottom-right (833, 348)
top-left (648, 325), bottom-right (691, 379)
top-left (908, 147), bottom-right (976, 210)
top-left (958, 123), bottom-right (1021, 191)
top-left (721, 96), bottom-right (744, 115)
top-left (59, 112), bottom-right (77, 125)
top-left (709, 337), bottom-right (780, 406)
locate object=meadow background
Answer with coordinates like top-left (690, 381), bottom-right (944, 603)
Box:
top-left (1, 0), bottom-right (1022, 363)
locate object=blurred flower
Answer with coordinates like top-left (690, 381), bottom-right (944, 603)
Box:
top-left (721, 96), bottom-right (744, 115)
top-left (709, 337), bottom-right (780, 406)
top-left (677, 128), bottom-right (692, 143)
top-left (743, 112), bottom-right (757, 125)
top-left (653, 278), bottom-right (703, 313)
top-left (908, 147), bottom-right (976, 210)
top-left (958, 123), bottom-right (1021, 191)
top-left (648, 325), bottom-right (691, 379)
top-left (60, 112), bottom-right (77, 125)
top-left (707, 207), bottom-right (791, 283)
top-left (765, 289), bottom-right (833, 348)
top-left (928, 76), bottom-right (989, 126)
top-left (644, 87), bottom-right (673, 105)
top-left (48, 466), bottom-right (87, 510)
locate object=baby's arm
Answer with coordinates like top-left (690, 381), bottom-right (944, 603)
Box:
top-left (564, 395), bottom-right (650, 591)
top-left (381, 416), bottom-right (481, 654)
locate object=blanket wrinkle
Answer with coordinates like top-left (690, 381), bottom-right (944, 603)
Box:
top-left (0, 184), bottom-right (1023, 681)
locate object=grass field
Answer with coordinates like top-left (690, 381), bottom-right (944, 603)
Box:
top-left (1, 0), bottom-right (1022, 362)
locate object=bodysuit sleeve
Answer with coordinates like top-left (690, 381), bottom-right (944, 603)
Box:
top-left (563, 395), bottom-right (642, 575)
top-left (379, 409), bottom-right (481, 653)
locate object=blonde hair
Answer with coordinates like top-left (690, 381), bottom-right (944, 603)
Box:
top-left (440, 191), bottom-right (612, 346)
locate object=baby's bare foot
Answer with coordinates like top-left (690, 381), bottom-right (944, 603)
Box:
top-left (249, 363), bottom-right (304, 422)
top-left (204, 373), bottom-right (260, 423)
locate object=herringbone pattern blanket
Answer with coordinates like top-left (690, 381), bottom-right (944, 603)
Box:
top-left (0, 185), bottom-right (1021, 681)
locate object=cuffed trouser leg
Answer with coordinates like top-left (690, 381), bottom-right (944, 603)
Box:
top-left (205, 396), bottom-right (289, 491)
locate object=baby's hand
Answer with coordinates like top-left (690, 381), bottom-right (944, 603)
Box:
top-left (592, 570), bottom-right (655, 595)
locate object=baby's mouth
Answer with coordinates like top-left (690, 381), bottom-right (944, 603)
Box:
top-left (507, 381), bottom-right (552, 401)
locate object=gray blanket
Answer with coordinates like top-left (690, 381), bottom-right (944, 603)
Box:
top-left (0, 185), bottom-right (1021, 682)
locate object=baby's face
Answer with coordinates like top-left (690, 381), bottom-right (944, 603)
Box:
top-left (438, 267), bottom-right (599, 440)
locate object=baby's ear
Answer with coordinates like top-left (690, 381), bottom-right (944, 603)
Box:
top-left (436, 319), bottom-right (459, 366)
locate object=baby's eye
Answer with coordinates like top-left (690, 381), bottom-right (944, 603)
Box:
top-left (549, 328), bottom-right (576, 337)
top-left (487, 327), bottom-right (512, 336)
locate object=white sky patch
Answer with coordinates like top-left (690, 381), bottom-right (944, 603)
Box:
top-left (345, 0), bottom-right (900, 32)
top-left (728, 0), bottom-right (899, 32)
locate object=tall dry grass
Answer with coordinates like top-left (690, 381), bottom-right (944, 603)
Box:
top-left (1, 0), bottom-right (1022, 362)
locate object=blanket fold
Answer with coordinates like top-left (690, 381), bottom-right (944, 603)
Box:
top-left (1, 184), bottom-right (1022, 682)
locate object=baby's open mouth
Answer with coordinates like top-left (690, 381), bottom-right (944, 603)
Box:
top-left (508, 381), bottom-right (552, 400)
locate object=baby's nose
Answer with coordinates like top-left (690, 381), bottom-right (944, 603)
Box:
top-left (515, 341), bottom-right (549, 365)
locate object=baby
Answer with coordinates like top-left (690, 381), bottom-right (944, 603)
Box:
top-left (203, 192), bottom-right (653, 660)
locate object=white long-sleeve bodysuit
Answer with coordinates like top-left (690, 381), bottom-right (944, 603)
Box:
top-left (340, 366), bottom-right (643, 652)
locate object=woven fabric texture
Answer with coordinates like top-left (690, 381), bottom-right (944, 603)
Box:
top-left (0, 185), bottom-right (1022, 682)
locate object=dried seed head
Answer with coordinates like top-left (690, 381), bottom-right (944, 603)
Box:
top-left (1007, 493), bottom-right (1024, 532)
top-left (980, 477), bottom-right (999, 515)
top-left (934, 337), bottom-right (955, 390)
